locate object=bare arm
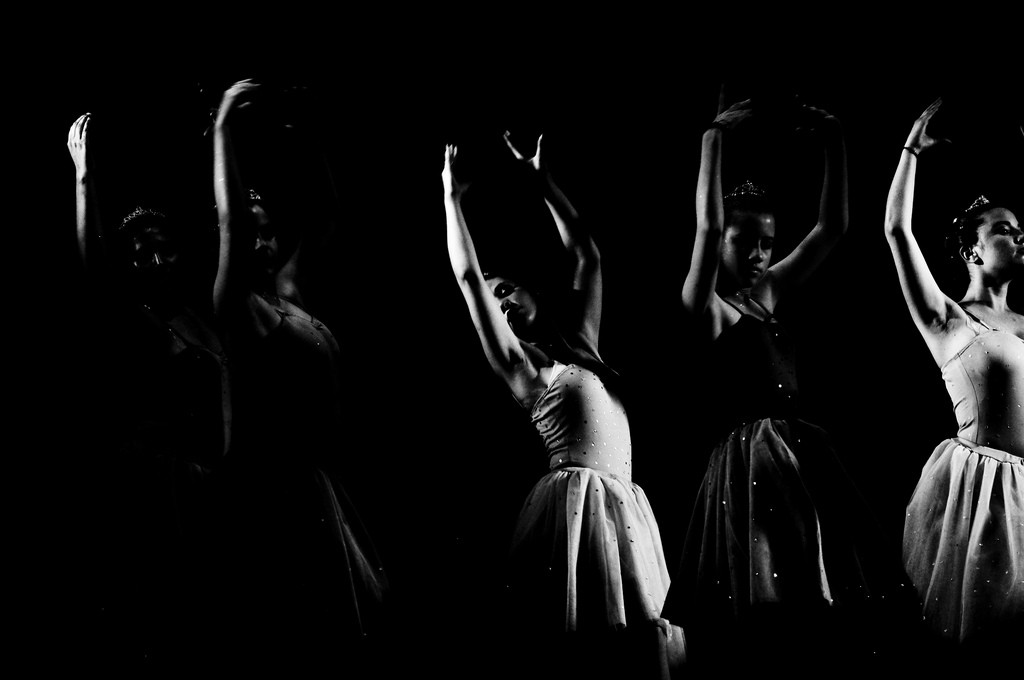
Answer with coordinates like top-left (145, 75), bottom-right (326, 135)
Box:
top-left (883, 98), bottom-right (962, 359)
top-left (443, 145), bottom-right (539, 403)
top-left (68, 113), bottom-right (108, 277)
top-left (212, 81), bottom-right (260, 319)
top-left (504, 132), bottom-right (602, 349)
top-left (681, 98), bottom-right (753, 339)
top-left (764, 105), bottom-right (849, 301)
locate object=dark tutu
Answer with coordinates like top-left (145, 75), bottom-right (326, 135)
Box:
top-left (663, 417), bottom-right (913, 667)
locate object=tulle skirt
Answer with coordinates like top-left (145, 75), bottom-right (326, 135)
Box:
top-left (216, 459), bottom-right (389, 666)
top-left (507, 466), bottom-right (670, 633)
top-left (903, 438), bottom-right (1024, 643)
top-left (661, 417), bottom-right (910, 667)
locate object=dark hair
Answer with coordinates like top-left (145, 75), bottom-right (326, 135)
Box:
top-left (946, 195), bottom-right (1011, 261)
top-left (481, 269), bottom-right (621, 385)
top-left (724, 180), bottom-right (772, 218)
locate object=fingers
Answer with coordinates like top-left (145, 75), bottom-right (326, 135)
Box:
top-left (922, 97), bottom-right (943, 119)
top-left (443, 143), bottom-right (459, 169)
top-left (503, 130), bottom-right (524, 160)
top-left (68, 113), bottom-right (90, 146)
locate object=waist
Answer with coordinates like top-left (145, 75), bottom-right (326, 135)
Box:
top-left (550, 453), bottom-right (632, 479)
top-left (955, 437), bottom-right (1024, 463)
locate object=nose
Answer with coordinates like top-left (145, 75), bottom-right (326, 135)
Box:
top-left (748, 248), bottom-right (765, 263)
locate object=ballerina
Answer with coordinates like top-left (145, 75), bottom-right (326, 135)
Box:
top-left (884, 97), bottom-right (1024, 654)
top-left (442, 132), bottom-right (676, 678)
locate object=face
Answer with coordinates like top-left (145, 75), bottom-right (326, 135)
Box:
top-left (127, 223), bottom-right (181, 294)
top-left (720, 210), bottom-right (776, 289)
top-left (487, 276), bottom-right (539, 335)
top-left (251, 203), bottom-right (281, 277)
top-left (969, 207), bottom-right (1023, 276)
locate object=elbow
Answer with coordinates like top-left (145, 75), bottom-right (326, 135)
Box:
top-left (572, 241), bottom-right (601, 269)
top-left (453, 265), bottom-right (482, 286)
top-left (883, 213), bottom-right (905, 240)
top-left (696, 214), bottom-right (723, 235)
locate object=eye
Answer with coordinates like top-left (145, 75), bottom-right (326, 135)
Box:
top-left (493, 283), bottom-right (514, 298)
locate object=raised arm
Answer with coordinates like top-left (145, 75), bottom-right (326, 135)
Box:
top-left (68, 113), bottom-right (108, 277)
top-left (212, 81), bottom-right (261, 319)
top-left (883, 98), bottom-right (961, 357)
top-left (764, 105), bottom-right (849, 300)
top-left (443, 145), bottom-right (538, 403)
top-left (681, 99), bottom-right (752, 339)
top-left (504, 132), bottom-right (602, 349)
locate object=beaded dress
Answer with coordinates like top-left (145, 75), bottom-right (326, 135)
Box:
top-left (661, 296), bottom-right (905, 663)
top-left (903, 308), bottom-right (1024, 642)
top-left (507, 362), bottom-right (671, 633)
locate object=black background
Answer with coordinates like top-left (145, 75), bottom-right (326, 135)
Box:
top-left (15, 17), bottom-right (1024, 675)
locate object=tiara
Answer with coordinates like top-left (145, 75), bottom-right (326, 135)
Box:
top-left (119, 206), bottom-right (167, 231)
top-left (953, 195), bottom-right (992, 225)
top-left (725, 180), bottom-right (767, 200)
top-left (965, 195), bottom-right (991, 214)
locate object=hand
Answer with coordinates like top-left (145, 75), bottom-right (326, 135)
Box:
top-left (67, 113), bottom-right (91, 177)
top-left (442, 144), bottom-right (470, 197)
top-left (711, 98), bottom-right (754, 131)
top-left (503, 130), bottom-right (544, 173)
top-left (905, 97), bottom-right (951, 155)
top-left (794, 102), bottom-right (842, 135)
top-left (216, 79), bottom-right (263, 124)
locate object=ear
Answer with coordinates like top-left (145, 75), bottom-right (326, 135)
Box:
top-left (960, 245), bottom-right (982, 265)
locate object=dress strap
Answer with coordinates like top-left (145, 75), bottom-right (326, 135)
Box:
top-left (747, 295), bottom-right (775, 320)
top-left (722, 297), bottom-right (745, 315)
top-left (959, 304), bottom-right (996, 331)
top-left (722, 294), bottom-right (774, 320)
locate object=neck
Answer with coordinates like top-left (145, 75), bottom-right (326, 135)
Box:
top-left (963, 274), bottom-right (1013, 312)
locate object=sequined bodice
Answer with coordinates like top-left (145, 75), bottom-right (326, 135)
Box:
top-left (531, 364), bottom-right (632, 479)
top-left (941, 323), bottom-right (1024, 458)
top-left (710, 308), bottom-right (800, 434)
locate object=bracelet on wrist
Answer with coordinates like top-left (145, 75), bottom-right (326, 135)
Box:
top-left (903, 146), bottom-right (919, 157)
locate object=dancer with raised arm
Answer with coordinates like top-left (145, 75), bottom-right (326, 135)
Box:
top-left (885, 98), bottom-right (1024, 655)
top-left (212, 79), bottom-right (387, 672)
top-left (442, 133), bottom-right (675, 679)
top-left (662, 92), bottom-right (906, 671)
top-left (67, 112), bottom-right (230, 671)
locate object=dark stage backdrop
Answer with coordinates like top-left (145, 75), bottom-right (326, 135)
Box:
top-left (17, 36), bottom-right (1023, 675)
